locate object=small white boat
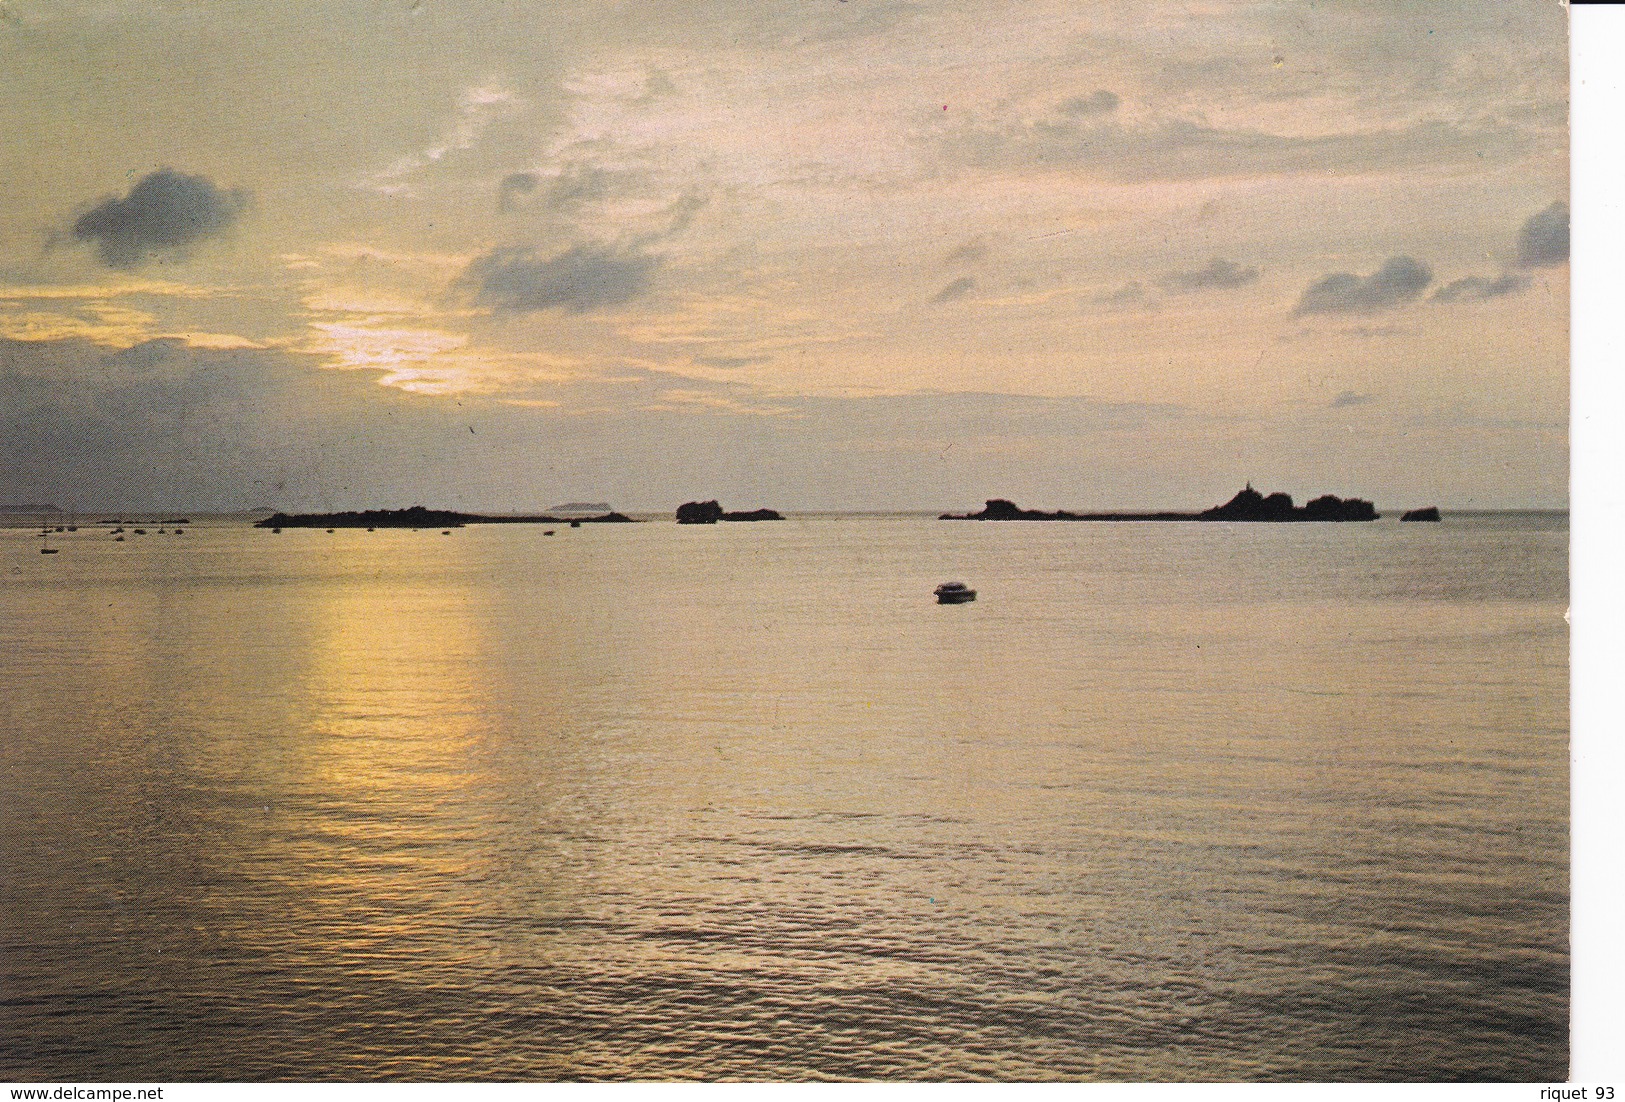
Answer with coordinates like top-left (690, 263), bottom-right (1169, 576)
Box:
top-left (934, 581), bottom-right (976, 604)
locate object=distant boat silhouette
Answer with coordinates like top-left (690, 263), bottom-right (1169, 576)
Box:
top-left (935, 582), bottom-right (976, 604)
top-left (39, 516), bottom-right (59, 554)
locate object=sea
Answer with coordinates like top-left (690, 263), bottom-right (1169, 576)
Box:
top-left (0, 512), bottom-right (1568, 1082)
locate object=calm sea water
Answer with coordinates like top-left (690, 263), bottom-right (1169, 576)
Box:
top-left (0, 514), bottom-right (1567, 1081)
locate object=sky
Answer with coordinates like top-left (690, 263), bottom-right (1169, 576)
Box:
top-left (0, 0), bottom-right (1568, 513)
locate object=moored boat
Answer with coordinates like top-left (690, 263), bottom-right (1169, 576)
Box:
top-left (935, 582), bottom-right (976, 604)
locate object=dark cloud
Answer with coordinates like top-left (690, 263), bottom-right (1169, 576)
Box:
top-left (497, 172), bottom-right (539, 212)
top-left (1330, 390), bottom-right (1375, 408)
top-left (930, 276), bottom-right (976, 304)
top-left (0, 337), bottom-right (459, 512)
top-left (1516, 201), bottom-right (1568, 268)
top-left (70, 170), bottom-right (248, 270)
top-left (1295, 256), bottom-right (1432, 315)
top-left (1157, 258), bottom-right (1259, 293)
top-left (1432, 272), bottom-right (1529, 303)
top-left (467, 244), bottom-right (659, 313)
top-left (1059, 90), bottom-right (1120, 117)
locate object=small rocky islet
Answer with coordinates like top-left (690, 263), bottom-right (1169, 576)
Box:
top-left (675, 500), bottom-right (784, 524)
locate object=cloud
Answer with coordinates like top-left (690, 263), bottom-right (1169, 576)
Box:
top-left (1294, 256), bottom-right (1432, 315)
top-left (496, 159), bottom-right (704, 246)
top-left (941, 239), bottom-right (989, 268)
top-left (540, 164), bottom-right (618, 215)
top-left (70, 170), bottom-right (249, 270)
top-left (1432, 272), bottom-right (1529, 303)
top-left (1096, 281), bottom-right (1147, 306)
top-left (693, 354), bottom-right (771, 369)
top-left (0, 279), bottom-right (219, 302)
top-left (497, 172), bottom-right (539, 212)
top-left (365, 84), bottom-right (521, 195)
top-left (1515, 201), bottom-right (1568, 268)
top-left (930, 276), bottom-right (976, 304)
top-left (1058, 90), bottom-right (1119, 117)
top-left (0, 335), bottom-right (575, 512)
top-left (641, 388), bottom-right (796, 417)
top-left (644, 189), bottom-right (708, 243)
top-left (1423, 203), bottom-right (1563, 303)
top-left (1157, 258), bottom-right (1259, 293)
top-left (939, 113), bottom-right (1532, 183)
top-left (798, 0), bottom-right (920, 45)
top-left (467, 244), bottom-right (659, 313)
top-left (1330, 390), bottom-right (1375, 408)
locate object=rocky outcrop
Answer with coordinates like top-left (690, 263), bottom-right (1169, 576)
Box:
top-left (1401, 506), bottom-right (1441, 522)
top-left (973, 499), bottom-right (1029, 520)
top-left (941, 485), bottom-right (1380, 522)
top-left (676, 501), bottom-right (783, 522)
top-left (676, 500), bottom-right (724, 524)
top-left (1201, 485), bottom-right (1377, 521)
top-left (940, 499), bottom-right (1100, 521)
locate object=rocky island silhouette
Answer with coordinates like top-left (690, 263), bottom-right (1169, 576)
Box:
top-left (254, 505), bottom-right (636, 528)
top-left (675, 501), bottom-right (785, 523)
top-left (941, 485), bottom-right (1380, 522)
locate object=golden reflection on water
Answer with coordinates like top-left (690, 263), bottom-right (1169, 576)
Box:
top-left (301, 573), bottom-right (486, 791)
